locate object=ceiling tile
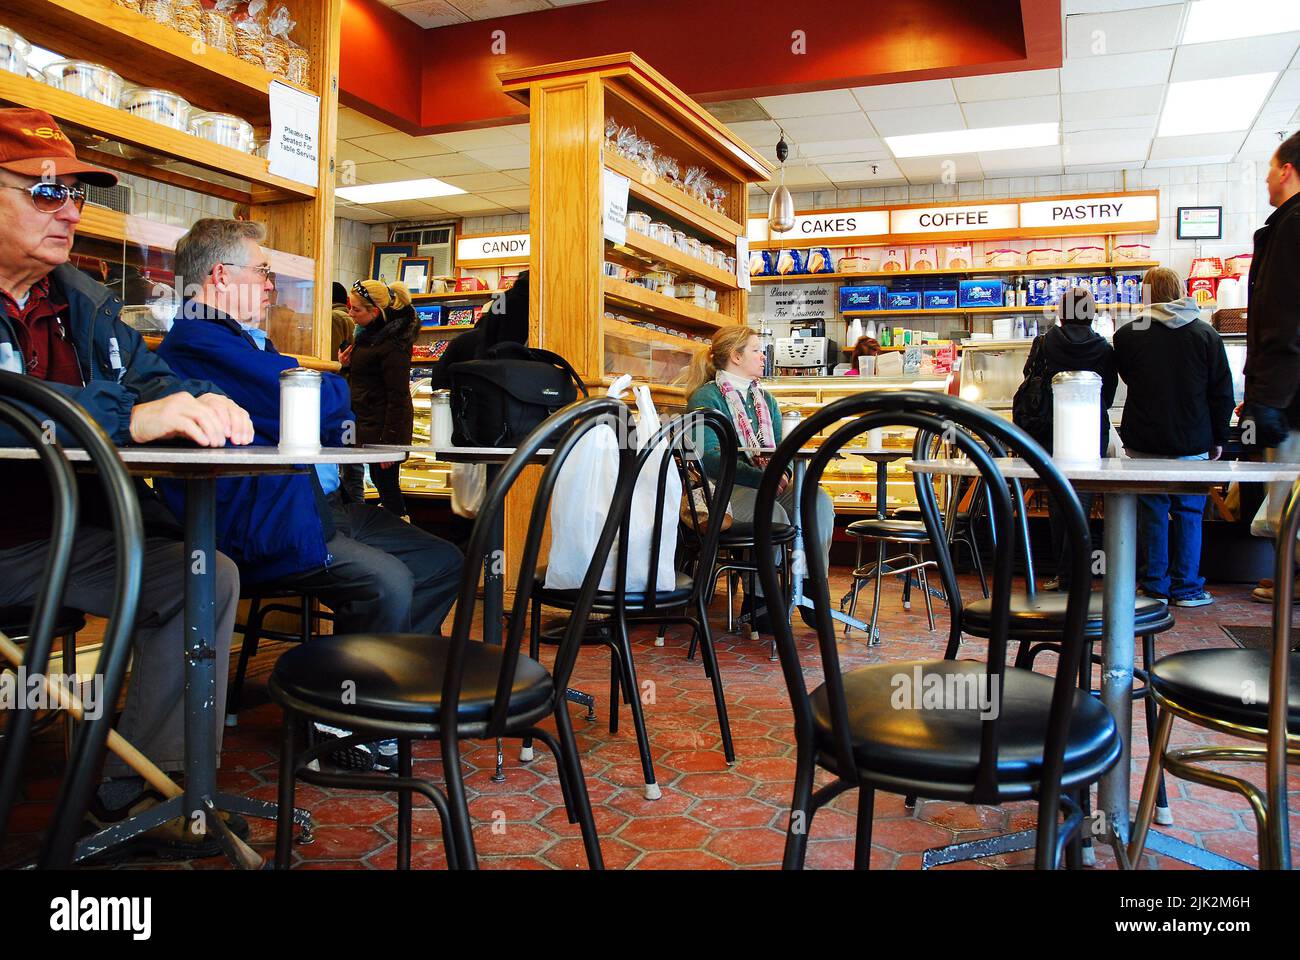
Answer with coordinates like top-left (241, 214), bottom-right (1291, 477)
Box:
top-left (703, 99), bottom-right (769, 123)
top-left (1145, 153), bottom-right (1236, 168)
top-left (389, 0), bottom-right (469, 27)
top-left (1062, 84), bottom-right (1166, 121)
top-left (463, 144), bottom-right (531, 169)
top-left (337, 141), bottom-right (385, 166)
top-left (438, 171), bottom-right (520, 191)
top-left (430, 127), bottom-right (525, 150)
top-left (961, 95), bottom-right (1061, 128)
top-left (1149, 132), bottom-right (1246, 159)
top-left (348, 132), bottom-right (453, 160)
top-left (479, 187), bottom-right (532, 209)
top-left (447, 0), bottom-right (549, 19)
top-left (399, 153), bottom-right (492, 177)
top-left (1060, 49), bottom-right (1174, 93)
top-left (1171, 33), bottom-right (1300, 82)
top-left (352, 160), bottom-right (421, 184)
top-left (757, 89), bottom-right (862, 119)
top-left (851, 79), bottom-right (956, 111)
top-left (337, 107), bottom-right (395, 140)
top-left (428, 193), bottom-right (509, 213)
top-left (1065, 0), bottom-right (1185, 11)
top-left (896, 153), bottom-right (983, 183)
top-left (1061, 138), bottom-right (1152, 165)
top-left (334, 207), bottom-right (396, 223)
top-left (1064, 4), bottom-right (1185, 58)
top-left (764, 163), bottom-right (832, 189)
top-left (778, 112), bottom-right (876, 142)
top-left (507, 123), bottom-right (530, 142)
top-left (724, 119), bottom-right (783, 147)
top-left (501, 167), bottom-right (531, 184)
top-left (867, 103), bottom-right (966, 137)
top-left (1064, 117), bottom-right (1157, 141)
top-left (1267, 69), bottom-right (1300, 102)
top-left (978, 145), bottom-right (1063, 175)
top-left (1239, 131), bottom-right (1288, 157)
top-left (818, 158), bottom-right (905, 185)
top-left (791, 137), bottom-right (890, 161)
top-left (365, 199), bottom-right (444, 219)
top-left (954, 69), bottom-right (1060, 102)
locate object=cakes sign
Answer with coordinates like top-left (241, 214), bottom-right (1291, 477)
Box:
top-left (748, 209), bottom-right (889, 244)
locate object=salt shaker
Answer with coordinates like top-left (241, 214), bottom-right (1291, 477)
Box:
top-left (279, 367), bottom-right (322, 455)
top-left (430, 389), bottom-right (453, 448)
top-left (781, 409), bottom-right (802, 446)
top-left (1051, 371), bottom-right (1101, 464)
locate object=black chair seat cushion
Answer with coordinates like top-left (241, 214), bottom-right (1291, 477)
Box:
top-left (963, 591), bottom-right (1171, 636)
top-left (809, 659), bottom-right (1120, 789)
top-left (537, 568), bottom-right (694, 610)
top-left (845, 518), bottom-right (930, 541)
top-left (1149, 649), bottom-right (1300, 734)
top-left (718, 523), bottom-right (796, 548)
top-left (0, 605), bottom-right (86, 640)
top-left (269, 633), bottom-right (553, 724)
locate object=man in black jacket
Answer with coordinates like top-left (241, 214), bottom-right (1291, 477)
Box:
top-left (1115, 267), bottom-right (1233, 606)
top-left (1242, 131), bottom-right (1300, 602)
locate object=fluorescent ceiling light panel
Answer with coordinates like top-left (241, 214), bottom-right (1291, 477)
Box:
top-left (335, 178), bottom-right (464, 204)
top-left (1156, 73), bottom-right (1278, 137)
top-left (885, 122), bottom-right (1058, 159)
top-left (1182, 0), bottom-right (1300, 44)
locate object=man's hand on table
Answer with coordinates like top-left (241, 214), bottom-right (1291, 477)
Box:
top-left (129, 393), bottom-right (254, 447)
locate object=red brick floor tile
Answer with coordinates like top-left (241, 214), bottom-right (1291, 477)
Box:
top-left (606, 786), bottom-right (694, 818)
top-left (673, 772), bottom-right (754, 799)
top-left (292, 826), bottom-right (389, 861)
top-left (1200, 830), bottom-right (1262, 867)
top-left (617, 816), bottom-right (714, 851)
top-left (688, 797), bottom-right (782, 829)
top-left (633, 849), bottom-right (730, 869)
top-left (705, 827), bottom-right (787, 866)
top-left (365, 841), bottom-right (451, 870)
top-left (543, 836), bottom-right (637, 870)
top-left (917, 801), bottom-right (1009, 833)
top-left (310, 796), bottom-right (399, 826)
top-left (471, 821), bottom-right (556, 857)
top-left (538, 803), bottom-right (627, 836)
top-left (660, 750), bottom-right (734, 773)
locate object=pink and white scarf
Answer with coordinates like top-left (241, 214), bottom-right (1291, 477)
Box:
top-left (717, 371), bottom-right (775, 468)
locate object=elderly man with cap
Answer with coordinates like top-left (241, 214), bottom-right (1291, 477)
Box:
top-left (0, 108), bottom-right (254, 858)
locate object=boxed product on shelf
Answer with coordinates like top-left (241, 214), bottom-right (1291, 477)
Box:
top-left (958, 279), bottom-right (1004, 307)
top-left (985, 247), bottom-right (1022, 267)
top-left (1116, 272), bottom-right (1143, 304)
top-left (1068, 245), bottom-right (1106, 264)
top-left (774, 249), bottom-right (803, 275)
top-left (446, 307), bottom-right (476, 325)
top-left (1113, 243), bottom-right (1151, 262)
top-left (1225, 253), bottom-right (1253, 277)
top-left (1090, 275), bottom-right (1116, 304)
top-left (880, 247), bottom-right (907, 272)
top-left (751, 251), bottom-right (774, 276)
top-left (922, 290), bottom-right (958, 309)
top-left (1026, 277), bottom-right (1055, 306)
top-left (884, 290), bottom-right (921, 310)
top-left (1026, 246), bottom-right (1063, 265)
top-left (943, 244), bottom-right (973, 270)
top-left (1188, 276), bottom-right (1218, 305)
top-left (456, 276), bottom-right (488, 291)
top-left (910, 245), bottom-right (938, 271)
top-left (840, 285), bottom-right (887, 311)
top-left (805, 248), bottom-right (833, 273)
top-left (415, 304), bottom-right (443, 327)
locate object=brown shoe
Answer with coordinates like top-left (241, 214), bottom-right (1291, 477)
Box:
top-left (1251, 580), bottom-right (1300, 604)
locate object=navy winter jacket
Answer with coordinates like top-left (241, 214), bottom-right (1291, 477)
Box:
top-left (155, 306), bottom-right (355, 584)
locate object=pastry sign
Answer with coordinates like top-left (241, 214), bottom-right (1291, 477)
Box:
top-left (1020, 195), bottom-right (1159, 229)
top-left (456, 233), bottom-right (531, 264)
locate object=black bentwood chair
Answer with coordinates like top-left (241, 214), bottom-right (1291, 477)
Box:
top-left (225, 585), bottom-right (335, 725)
top-left (0, 372), bottom-right (144, 868)
top-left (269, 396), bottom-right (638, 870)
top-left (528, 408), bottom-right (738, 800)
top-left (755, 390), bottom-right (1121, 870)
top-left (1127, 479), bottom-right (1300, 870)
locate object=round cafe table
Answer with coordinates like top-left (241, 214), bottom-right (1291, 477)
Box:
top-left (908, 456), bottom-right (1300, 869)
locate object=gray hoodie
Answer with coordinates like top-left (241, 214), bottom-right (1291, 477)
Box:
top-left (1134, 295), bottom-right (1201, 330)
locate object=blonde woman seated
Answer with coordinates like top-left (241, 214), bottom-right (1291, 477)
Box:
top-left (684, 325), bottom-right (834, 631)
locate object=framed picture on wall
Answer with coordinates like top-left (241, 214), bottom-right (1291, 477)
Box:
top-left (397, 256), bottom-right (433, 294)
top-left (369, 242), bottom-right (416, 284)
top-left (1176, 206), bottom-right (1223, 240)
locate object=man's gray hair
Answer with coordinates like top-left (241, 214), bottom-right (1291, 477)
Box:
top-left (174, 218), bottom-right (266, 292)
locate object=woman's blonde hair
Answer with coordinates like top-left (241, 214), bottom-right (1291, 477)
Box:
top-left (682, 325), bottom-right (759, 395)
top-left (351, 279), bottom-right (411, 316)
top-left (1142, 266), bottom-right (1183, 305)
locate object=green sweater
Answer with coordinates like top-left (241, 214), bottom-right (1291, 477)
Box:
top-left (687, 381), bottom-right (783, 489)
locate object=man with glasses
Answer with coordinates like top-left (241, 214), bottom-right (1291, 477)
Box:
top-left (155, 219), bottom-right (464, 770)
top-left (0, 108), bottom-right (255, 857)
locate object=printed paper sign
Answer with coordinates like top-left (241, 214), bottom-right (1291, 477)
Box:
top-left (736, 235), bottom-right (750, 291)
top-left (602, 168), bottom-right (630, 245)
top-left (763, 282), bottom-right (833, 322)
top-left (268, 81), bottom-right (320, 187)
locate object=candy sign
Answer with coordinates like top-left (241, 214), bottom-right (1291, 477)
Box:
top-left (456, 233), bottom-right (531, 265)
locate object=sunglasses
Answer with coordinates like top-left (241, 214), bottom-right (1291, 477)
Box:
top-left (351, 279), bottom-right (378, 309)
top-left (220, 261), bottom-right (274, 281)
top-left (3, 180), bottom-right (87, 214)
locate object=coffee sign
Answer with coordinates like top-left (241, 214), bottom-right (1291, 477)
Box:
top-left (891, 202), bottom-right (1018, 235)
top-left (456, 233), bottom-right (530, 265)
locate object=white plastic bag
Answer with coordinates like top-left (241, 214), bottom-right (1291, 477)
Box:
top-left (450, 462), bottom-right (486, 518)
top-left (544, 378), bottom-right (680, 593)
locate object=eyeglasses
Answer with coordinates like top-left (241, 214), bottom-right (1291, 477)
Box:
top-left (351, 279), bottom-right (377, 309)
top-left (220, 261), bottom-right (273, 281)
top-left (2, 181), bottom-right (87, 214)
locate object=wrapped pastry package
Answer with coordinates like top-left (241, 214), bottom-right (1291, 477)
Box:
top-left (174, 0), bottom-right (203, 41)
top-left (203, 0), bottom-right (239, 55)
top-left (264, 4), bottom-right (310, 83)
top-left (233, 0), bottom-right (268, 68)
top-left (805, 248), bottom-right (833, 273)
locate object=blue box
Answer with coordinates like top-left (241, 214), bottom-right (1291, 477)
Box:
top-left (840, 285), bottom-right (886, 311)
top-left (1116, 273), bottom-right (1143, 304)
top-left (923, 290), bottom-right (958, 309)
top-left (415, 304), bottom-right (442, 327)
top-left (959, 279), bottom-right (1004, 308)
top-left (1091, 275), bottom-right (1116, 305)
top-left (1026, 277), bottom-right (1054, 306)
top-left (885, 290), bottom-right (921, 310)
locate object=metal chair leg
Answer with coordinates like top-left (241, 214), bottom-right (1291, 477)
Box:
top-left (520, 598), bottom-right (542, 763)
top-left (1142, 631), bottom-right (1171, 823)
top-left (396, 738), bottom-right (412, 869)
top-left (275, 710), bottom-right (298, 869)
top-left (854, 787), bottom-right (876, 870)
top-left (784, 742), bottom-right (816, 870)
top-left (694, 594), bottom-right (735, 764)
top-left (227, 595), bottom-right (265, 726)
top-left (920, 553), bottom-right (935, 631)
top-left (613, 617), bottom-right (659, 800)
top-left (1127, 706), bottom-right (1176, 867)
top-left (867, 541), bottom-right (885, 646)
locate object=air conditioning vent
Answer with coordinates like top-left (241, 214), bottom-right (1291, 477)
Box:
top-left (392, 223), bottom-right (455, 276)
top-left (86, 182), bottom-right (132, 215)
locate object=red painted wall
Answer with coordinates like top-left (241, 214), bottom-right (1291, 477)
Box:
top-left (342, 0), bottom-right (1061, 135)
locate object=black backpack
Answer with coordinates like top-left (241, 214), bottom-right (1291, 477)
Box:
top-left (1011, 337), bottom-right (1052, 449)
top-left (448, 341), bottom-right (587, 447)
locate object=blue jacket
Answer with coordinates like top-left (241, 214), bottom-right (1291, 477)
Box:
top-left (0, 263), bottom-right (225, 445)
top-left (156, 306), bottom-right (355, 584)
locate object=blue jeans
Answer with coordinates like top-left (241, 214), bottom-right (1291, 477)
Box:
top-left (1133, 452), bottom-right (1208, 600)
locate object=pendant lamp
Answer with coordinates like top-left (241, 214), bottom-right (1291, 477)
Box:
top-left (767, 135), bottom-right (794, 234)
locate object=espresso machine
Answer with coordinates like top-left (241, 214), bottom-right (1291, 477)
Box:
top-left (774, 319), bottom-right (837, 377)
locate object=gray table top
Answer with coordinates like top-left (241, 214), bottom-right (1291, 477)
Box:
top-left (908, 456), bottom-right (1300, 487)
top-left (0, 445), bottom-right (404, 475)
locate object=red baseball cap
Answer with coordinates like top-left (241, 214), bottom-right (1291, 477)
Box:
top-left (0, 108), bottom-right (117, 186)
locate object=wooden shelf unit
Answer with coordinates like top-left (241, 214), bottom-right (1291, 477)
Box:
top-left (606, 230), bottom-right (739, 290)
top-left (603, 277), bottom-right (727, 331)
top-left (13, 0), bottom-right (340, 361)
top-left (750, 261), bottom-right (1159, 283)
top-left (843, 304), bottom-right (1145, 318)
top-left (412, 290), bottom-right (505, 301)
top-left (605, 153), bottom-right (745, 246)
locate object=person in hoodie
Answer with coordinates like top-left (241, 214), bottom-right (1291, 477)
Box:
top-left (1013, 286), bottom-right (1117, 590)
top-left (344, 279), bottom-right (419, 517)
top-left (157, 219), bottom-right (463, 640)
top-left (1114, 267), bottom-right (1233, 607)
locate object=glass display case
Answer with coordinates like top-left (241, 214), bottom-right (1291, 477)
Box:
top-left (956, 339), bottom-right (1033, 414)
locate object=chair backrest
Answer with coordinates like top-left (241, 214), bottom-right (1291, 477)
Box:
top-left (609, 407), bottom-right (738, 619)
top-left (1265, 477), bottom-right (1299, 869)
top-left (0, 371), bottom-right (144, 868)
top-left (442, 396), bottom-right (637, 736)
top-left (754, 390), bottom-right (1091, 806)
